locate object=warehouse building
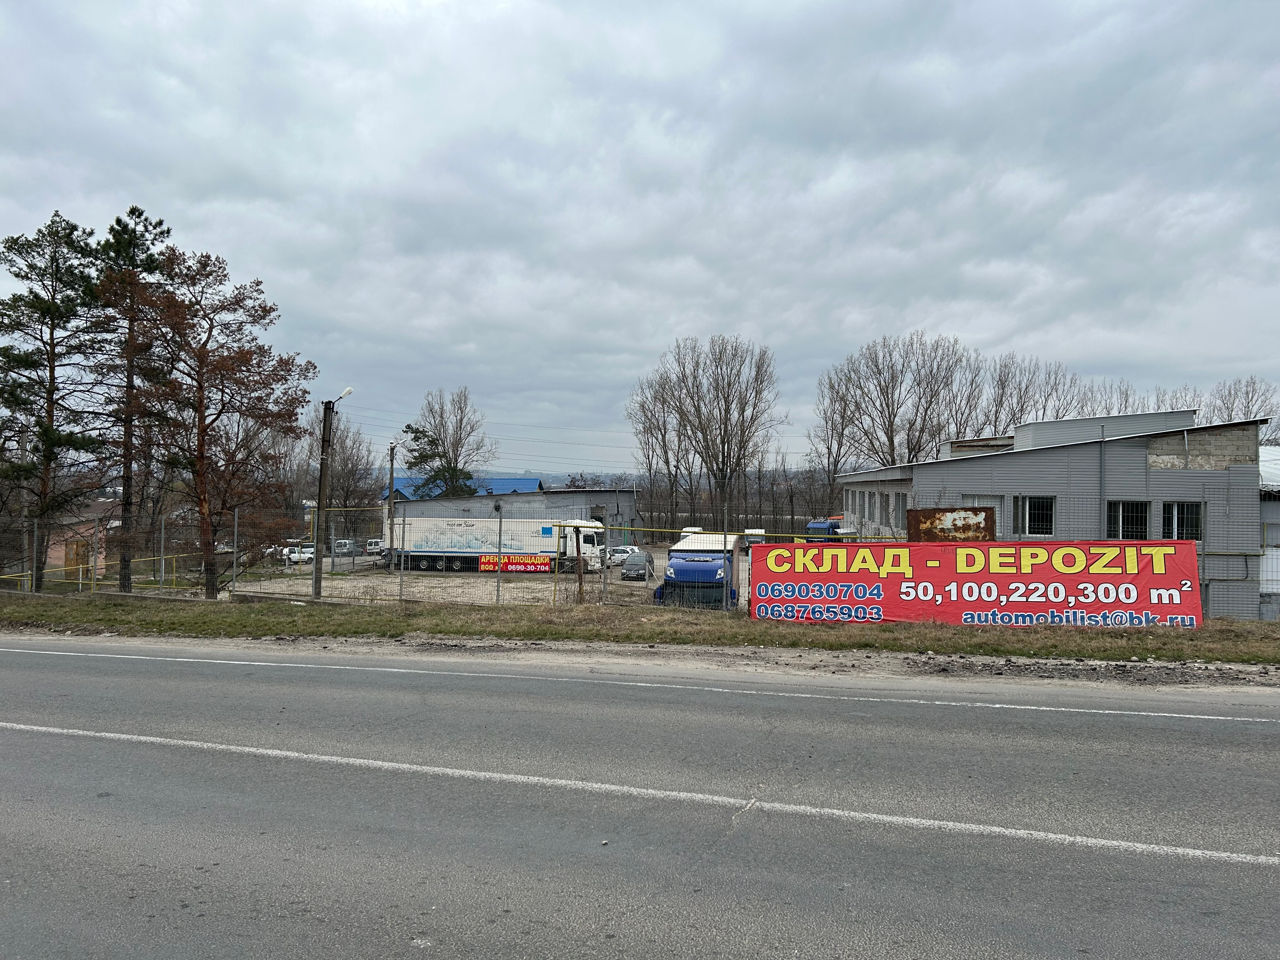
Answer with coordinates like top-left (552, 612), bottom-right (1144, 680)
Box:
top-left (838, 410), bottom-right (1270, 620)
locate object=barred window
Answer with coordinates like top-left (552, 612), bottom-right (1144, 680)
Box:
top-left (1107, 501), bottom-right (1148, 539)
top-left (1013, 496), bottom-right (1054, 536)
top-left (1162, 502), bottom-right (1202, 541)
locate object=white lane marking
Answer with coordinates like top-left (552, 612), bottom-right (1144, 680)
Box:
top-left (3, 720), bottom-right (1277, 867)
top-left (0, 646), bottom-right (1276, 724)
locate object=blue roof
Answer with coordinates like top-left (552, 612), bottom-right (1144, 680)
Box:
top-left (383, 476), bottom-right (544, 500)
top-left (472, 477), bottom-right (544, 495)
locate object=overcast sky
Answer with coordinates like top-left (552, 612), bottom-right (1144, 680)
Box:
top-left (2, 1), bottom-right (1276, 476)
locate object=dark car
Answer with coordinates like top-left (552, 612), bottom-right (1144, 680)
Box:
top-left (620, 550), bottom-right (655, 581)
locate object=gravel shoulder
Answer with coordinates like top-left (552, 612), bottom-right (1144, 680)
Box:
top-left (6, 627), bottom-right (1276, 689)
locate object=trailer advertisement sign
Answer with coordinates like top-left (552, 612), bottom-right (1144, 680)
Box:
top-left (478, 554), bottom-right (553, 573)
top-left (749, 541), bottom-right (1202, 628)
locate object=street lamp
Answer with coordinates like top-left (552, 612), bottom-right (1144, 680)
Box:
top-left (312, 387), bottom-right (353, 599)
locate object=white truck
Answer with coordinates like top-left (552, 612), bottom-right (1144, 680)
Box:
top-left (387, 517), bottom-right (604, 573)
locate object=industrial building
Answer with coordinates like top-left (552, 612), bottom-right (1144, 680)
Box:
top-left (838, 410), bottom-right (1272, 620)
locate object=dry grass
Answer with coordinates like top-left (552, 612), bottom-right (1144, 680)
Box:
top-left (0, 591), bottom-right (1277, 664)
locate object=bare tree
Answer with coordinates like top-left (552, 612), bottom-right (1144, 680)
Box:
top-left (827, 332), bottom-right (965, 467)
top-left (1204, 376), bottom-right (1278, 442)
top-left (1150, 383), bottom-right (1204, 415)
top-left (404, 386), bottom-right (496, 497)
top-left (283, 404), bottom-right (383, 533)
top-left (627, 370), bottom-right (696, 531)
top-left (654, 335), bottom-right (783, 528)
top-left (1079, 376), bottom-right (1143, 417)
top-left (981, 352), bottom-right (1043, 434)
top-left (939, 347), bottom-right (987, 440)
top-left (1028, 361), bottom-right (1090, 423)
top-left (806, 368), bottom-right (862, 514)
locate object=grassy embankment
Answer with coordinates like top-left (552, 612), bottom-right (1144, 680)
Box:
top-left (1, 592), bottom-right (1278, 664)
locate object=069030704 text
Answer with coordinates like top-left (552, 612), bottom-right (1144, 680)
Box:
top-left (754, 581), bottom-right (884, 601)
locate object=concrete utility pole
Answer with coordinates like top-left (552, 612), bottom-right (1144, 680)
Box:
top-left (312, 387), bottom-right (352, 599)
top-left (387, 440), bottom-right (396, 572)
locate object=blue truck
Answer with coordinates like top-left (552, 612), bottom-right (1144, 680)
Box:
top-left (800, 518), bottom-right (844, 541)
top-left (654, 532), bottom-right (740, 608)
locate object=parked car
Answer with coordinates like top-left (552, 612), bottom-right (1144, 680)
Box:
top-left (607, 545), bottom-right (640, 566)
top-left (365, 538), bottom-right (383, 555)
top-left (282, 544), bottom-right (314, 564)
top-left (333, 539), bottom-right (355, 557)
top-left (620, 550), bottom-right (655, 581)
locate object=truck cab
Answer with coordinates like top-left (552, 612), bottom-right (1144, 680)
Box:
top-left (800, 519), bottom-right (843, 542)
top-left (655, 532), bottom-right (740, 608)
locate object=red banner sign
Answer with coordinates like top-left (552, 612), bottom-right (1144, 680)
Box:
top-left (749, 541), bottom-right (1202, 628)
top-left (478, 554), bottom-right (552, 573)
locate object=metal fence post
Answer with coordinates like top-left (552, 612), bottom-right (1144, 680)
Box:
top-left (601, 516), bottom-right (609, 602)
top-left (398, 516), bottom-right (406, 603)
top-left (231, 506), bottom-right (239, 594)
top-left (575, 527), bottom-right (584, 603)
top-left (494, 501), bottom-right (503, 605)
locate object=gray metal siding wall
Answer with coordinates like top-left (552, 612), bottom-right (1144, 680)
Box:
top-left (1145, 464), bottom-right (1260, 618)
top-left (903, 439), bottom-right (1261, 619)
top-left (1014, 411), bottom-right (1194, 450)
top-left (910, 441), bottom-right (1149, 540)
top-left (843, 481), bottom-right (912, 535)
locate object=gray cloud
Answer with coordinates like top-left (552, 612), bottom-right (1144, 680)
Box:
top-left (2, 0), bottom-right (1276, 472)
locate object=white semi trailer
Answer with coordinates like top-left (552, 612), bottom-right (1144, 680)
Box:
top-left (387, 517), bottom-right (604, 573)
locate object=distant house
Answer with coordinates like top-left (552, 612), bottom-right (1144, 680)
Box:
top-left (838, 410), bottom-right (1271, 620)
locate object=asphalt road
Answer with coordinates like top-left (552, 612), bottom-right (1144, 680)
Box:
top-left (1, 636), bottom-right (1277, 959)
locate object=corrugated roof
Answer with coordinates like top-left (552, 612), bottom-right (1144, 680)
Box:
top-left (383, 476), bottom-right (544, 500)
top-left (472, 477), bottom-right (544, 495)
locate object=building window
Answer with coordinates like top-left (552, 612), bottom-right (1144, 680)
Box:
top-left (1107, 501), bottom-right (1148, 539)
top-left (893, 493), bottom-right (907, 530)
top-left (1162, 502), bottom-right (1202, 541)
top-left (1013, 496), bottom-right (1054, 536)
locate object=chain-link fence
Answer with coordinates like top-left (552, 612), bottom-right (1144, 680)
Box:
top-left (1, 492), bottom-right (1260, 619)
top-left (0, 511), bottom-right (233, 596)
top-left (222, 502), bottom-right (900, 609)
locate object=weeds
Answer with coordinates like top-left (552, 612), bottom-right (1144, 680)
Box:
top-left (0, 592), bottom-right (1277, 663)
